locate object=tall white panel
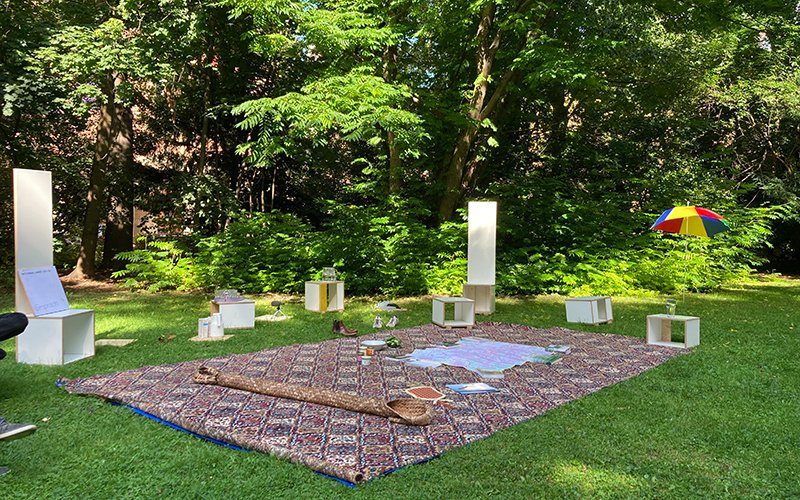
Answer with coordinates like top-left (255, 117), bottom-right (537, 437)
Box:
top-left (14, 169), bottom-right (54, 314)
top-left (467, 201), bottom-right (496, 285)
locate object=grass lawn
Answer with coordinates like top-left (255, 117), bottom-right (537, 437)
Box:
top-left (1, 276), bottom-right (799, 498)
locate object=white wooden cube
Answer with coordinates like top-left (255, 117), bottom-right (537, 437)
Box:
top-left (210, 299), bottom-right (255, 329)
top-left (565, 296), bottom-right (613, 325)
top-left (304, 281), bottom-right (344, 312)
top-left (16, 309), bottom-right (95, 365)
top-left (646, 314), bottom-right (700, 348)
top-left (432, 296), bottom-right (475, 328)
top-left (462, 283), bottom-right (495, 314)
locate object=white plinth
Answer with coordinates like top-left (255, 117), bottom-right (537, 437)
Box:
top-left (210, 299), bottom-right (255, 329)
top-left (432, 296), bottom-right (475, 328)
top-left (304, 281), bottom-right (344, 312)
top-left (565, 296), bottom-right (613, 325)
top-left (16, 309), bottom-right (95, 365)
top-left (647, 314), bottom-right (700, 348)
top-left (462, 283), bottom-right (495, 314)
top-left (467, 201), bottom-right (497, 286)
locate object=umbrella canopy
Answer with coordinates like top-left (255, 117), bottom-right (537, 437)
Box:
top-left (650, 206), bottom-right (730, 238)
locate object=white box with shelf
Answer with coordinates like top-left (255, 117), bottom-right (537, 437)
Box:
top-left (210, 299), bottom-right (255, 329)
top-left (304, 281), bottom-right (344, 312)
top-left (646, 314), bottom-right (699, 348)
top-left (432, 296), bottom-right (475, 329)
top-left (565, 296), bottom-right (613, 325)
top-left (462, 283), bottom-right (495, 315)
top-left (17, 309), bottom-right (95, 365)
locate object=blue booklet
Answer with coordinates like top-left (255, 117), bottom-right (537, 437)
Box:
top-left (446, 383), bottom-right (500, 394)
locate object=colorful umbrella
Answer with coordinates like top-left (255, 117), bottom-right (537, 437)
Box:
top-left (650, 205), bottom-right (731, 304)
top-left (650, 206), bottom-right (730, 238)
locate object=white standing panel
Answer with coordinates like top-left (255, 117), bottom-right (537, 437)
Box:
top-left (13, 169), bottom-right (54, 314)
top-left (467, 201), bottom-right (497, 285)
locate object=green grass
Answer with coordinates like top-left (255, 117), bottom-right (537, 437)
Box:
top-left (1, 277), bottom-right (799, 498)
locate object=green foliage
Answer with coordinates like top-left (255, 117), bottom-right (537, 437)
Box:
top-left (114, 202), bottom-right (469, 295)
top-left (113, 198), bottom-right (779, 296)
top-left (112, 239), bottom-right (197, 291)
top-left (193, 211), bottom-right (314, 293)
top-left (313, 199), bottom-right (467, 295)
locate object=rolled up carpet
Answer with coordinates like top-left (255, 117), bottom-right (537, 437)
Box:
top-left (193, 366), bottom-right (433, 426)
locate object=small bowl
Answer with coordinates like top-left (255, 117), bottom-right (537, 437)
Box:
top-left (361, 340), bottom-right (387, 351)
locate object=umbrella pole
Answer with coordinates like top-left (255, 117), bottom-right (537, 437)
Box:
top-left (683, 238), bottom-right (688, 304)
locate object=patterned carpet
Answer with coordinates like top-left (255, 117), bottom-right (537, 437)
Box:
top-left (62, 322), bottom-right (685, 484)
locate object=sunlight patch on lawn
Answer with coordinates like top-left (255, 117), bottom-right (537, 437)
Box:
top-left (548, 461), bottom-right (645, 495)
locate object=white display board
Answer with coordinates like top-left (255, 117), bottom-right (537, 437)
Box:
top-left (18, 266), bottom-right (70, 316)
top-left (13, 168), bottom-right (54, 314)
top-left (467, 201), bottom-right (497, 285)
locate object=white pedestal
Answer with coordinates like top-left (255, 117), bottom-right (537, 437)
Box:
top-left (16, 309), bottom-right (95, 365)
top-left (647, 314), bottom-right (700, 348)
top-left (432, 296), bottom-right (475, 329)
top-left (565, 296), bottom-right (613, 325)
top-left (467, 201), bottom-right (497, 285)
top-left (462, 283), bottom-right (495, 314)
top-left (304, 281), bottom-right (344, 312)
top-left (210, 299), bottom-right (255, 329)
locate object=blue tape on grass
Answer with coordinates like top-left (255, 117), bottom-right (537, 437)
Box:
top-left (314, 471), bottom-right (357, 488)
top-left (113, 402), bottom-right (249, 452)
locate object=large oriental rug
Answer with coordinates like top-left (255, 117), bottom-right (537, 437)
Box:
top-left (62, 322), bottom-right (685, 484)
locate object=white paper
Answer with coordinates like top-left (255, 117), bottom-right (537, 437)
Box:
top-left (18, 266), bottom-right (70, 316)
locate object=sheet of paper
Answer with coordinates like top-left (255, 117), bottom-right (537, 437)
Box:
top-left (18, 266), bottom-right (70, 315)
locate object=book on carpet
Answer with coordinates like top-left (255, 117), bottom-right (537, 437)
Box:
top-left (385, 354), bottom-right (411, 362)
top-left (545, 344), bottom-right (571, 354)
top-left (528, 353), bottom-right (563, 364)
top-left (446, 383), bottom-right (500, 395)
top-left (475, 368), bottom-right (505, 379)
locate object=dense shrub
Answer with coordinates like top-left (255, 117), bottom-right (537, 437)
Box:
top-left (112, 204), bottom-right (778, 296)
top-left (192, 212), bottom-right (315, 293)
top-left (312, 199), bottom-right (466, 295)
top-left (113, 240), bottom-right (197, 291)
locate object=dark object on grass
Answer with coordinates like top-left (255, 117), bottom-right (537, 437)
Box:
top-left (332, 319), bottom-right (357, 336)
top-left (193, 366), bottom-right (433, 426)
top-left (0, 312), bottom-right (28, 360)
top-left (270, 301), bottom-right (286, 319)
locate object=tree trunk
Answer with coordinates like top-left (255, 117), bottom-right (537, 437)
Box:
top-left (545, 87), bottom-right (569, 157)
top-left (70, 72), bottom-right (130, 278)
top-left (438, 0), bottom-right (544, 220)
top-left (198, 66), bottom-right (211, 174)
top-left (101, 104), bottom-right (135, 270)
top-left (383, 44), bottom-right (402, 194)
top-left (438, 2), bottom-right (501, 220)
